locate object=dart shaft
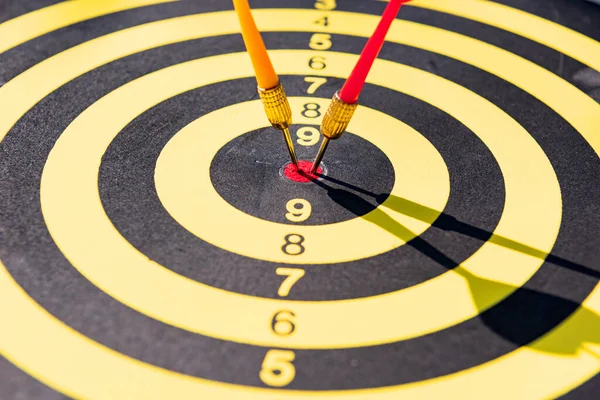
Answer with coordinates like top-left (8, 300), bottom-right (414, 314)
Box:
top-left (338, 0), bottom-right (407, 104)
top-left (232, 0), bottom-right (279, 88)
top-left (313, 0), bottom-right (407, 170)
top-left (282, 127), bottom-right (299, 166)
top-left (258, 83), bottom-right (298, 166)
top-left (311, 92), bottom-right (358, 171)
top-left (310, 137), bottom-right (330, 174)
top-left (233, 0), bottom-right (297, 166)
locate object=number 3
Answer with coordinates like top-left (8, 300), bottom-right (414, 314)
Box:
top-left (259, 350), bottom-right (296, 387)
top-left (315, 0), bottom-right (336, 10)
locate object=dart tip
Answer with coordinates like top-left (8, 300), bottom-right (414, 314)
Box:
top-left (310, 137), bottom-right (330, 174)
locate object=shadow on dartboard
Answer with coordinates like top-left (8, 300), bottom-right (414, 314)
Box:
top-left (308, 173), bottom-right (600, 359)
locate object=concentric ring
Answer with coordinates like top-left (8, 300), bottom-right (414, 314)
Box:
top-left (41, 49), bottom-right (558, 348)
top-left (99, 72), bottom-right (503, 301)
top-left (0, 1), bottom-right (599, 399)
top-left (156, 96), bottom-right (448, 264)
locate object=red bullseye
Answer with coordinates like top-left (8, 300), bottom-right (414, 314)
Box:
top-left (283, 160), bottom-right (323, 183)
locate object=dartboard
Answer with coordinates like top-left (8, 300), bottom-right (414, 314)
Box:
top-left (1, 0), bottom-right (600, 398)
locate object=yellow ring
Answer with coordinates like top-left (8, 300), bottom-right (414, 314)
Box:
top-left (0, 0), bottom-right (174, 54)
top-left (155, 97), bottom-right (448, 264)
top-left (41, 50), bottom-right (558, 349)
top-left (0, 6), bottom-right (598, 399)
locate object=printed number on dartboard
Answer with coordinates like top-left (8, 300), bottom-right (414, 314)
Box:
top-left (285, 198), bottom-right (312, 221)
top-left (258, 2), bottom-right (334, 390)
top-left (259, 350), bottom-right (296, 387)
top-left (295, 128), bottom-right (319, 147)
top-left (275, 268), bottom-right (305, 297)
top-left (309, 56), bottom-right (327, 70)
top-left (314, 0), bottom-right (336, 10)
top-left (271, 311), bottom-right (296, 336)
top-left (302, 103), bottom-right (321, 118)
top-left (309, 33), bottom-right (332, 50)
top-left (304, 77), bottom-right (327, 94)
top-left (282, 234), bottom-right (305, 255)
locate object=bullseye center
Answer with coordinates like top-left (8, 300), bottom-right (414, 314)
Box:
top-left (283, 160), bottom-right (323, 183)
top-left (210, 128), bottom-right (395, 225)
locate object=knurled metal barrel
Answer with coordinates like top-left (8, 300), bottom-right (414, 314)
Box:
top-left (258, 82), bottom-right (292, 130)
top-left (321, 91), bottom-right (358, 140)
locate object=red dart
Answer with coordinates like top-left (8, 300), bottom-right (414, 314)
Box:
top-left (311, 0), bottom-right (409, 173)
top-left (339, 0), bottom-right (409, 104)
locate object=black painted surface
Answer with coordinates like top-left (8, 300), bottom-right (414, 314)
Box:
top-left (0, 0), bottom-right (599, 397)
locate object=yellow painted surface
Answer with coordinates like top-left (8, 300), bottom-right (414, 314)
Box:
top-left (40, 48), bottom-right (556, 349)
top-left (0, 0), bottom-right (176, 54)
top-left (156, 94), bottom-right (448, 264)
top-left (0, 2), bottom-right (598, 399)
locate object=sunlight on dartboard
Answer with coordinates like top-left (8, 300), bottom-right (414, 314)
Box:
top-left (0, 0), bottom-right (599, 398)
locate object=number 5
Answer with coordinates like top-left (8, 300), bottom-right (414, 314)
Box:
top-left (259, 350), bottom-right (296, 387)
top-left (309, 33), bottom-right (332, 50)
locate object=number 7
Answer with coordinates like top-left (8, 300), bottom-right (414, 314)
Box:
top-left (276, 268), bottom-right (305, 297)
top-left (304, 76), bottom-right (327, 94)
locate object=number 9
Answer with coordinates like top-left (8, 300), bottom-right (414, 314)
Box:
top-left (285, 199), bottom-right (312, 223)
top-left (296, 126), bottom-right (320, 146)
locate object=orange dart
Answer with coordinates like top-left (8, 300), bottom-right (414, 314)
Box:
top-left (233, 0), bottom-right (298, 166)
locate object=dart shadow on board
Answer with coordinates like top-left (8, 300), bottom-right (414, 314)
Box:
top-left (309, 174), bottom-right (600, 360)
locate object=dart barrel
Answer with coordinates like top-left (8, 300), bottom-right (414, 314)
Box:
top-left (257, 82), bottom-right (292, 130)
top-left (321, 91), bottom-right (359, 140)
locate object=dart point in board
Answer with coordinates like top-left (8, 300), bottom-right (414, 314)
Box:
top-left (232, 0), bottom-right (299, 167)
top-left (311, 0), bottom-right (409, 173)
top-left (283, 160), bottom-right (323, 183)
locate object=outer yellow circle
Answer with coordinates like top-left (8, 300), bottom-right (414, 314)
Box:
top-left (40, 51), bottom-right (558, 349)
top-left (155, 97), bottom-right (449, 264)
top-left (0, 5), bottom-right (598, 400)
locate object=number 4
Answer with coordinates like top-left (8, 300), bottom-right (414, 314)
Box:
top-left (276, 268), bottom-right (305, 297)
top-left (304, 77), bottom-right (327, 94)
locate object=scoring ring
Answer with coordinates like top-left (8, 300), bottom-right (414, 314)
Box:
top-left (1, 4), bottom-right (599, 399)
top-left (155, 96), bottom-right (449, 264)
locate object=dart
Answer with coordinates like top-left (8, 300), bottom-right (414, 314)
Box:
top-left (311, 0), bottom-right (408, 173)
top-left (232, 0), bottom-right (298, 166)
